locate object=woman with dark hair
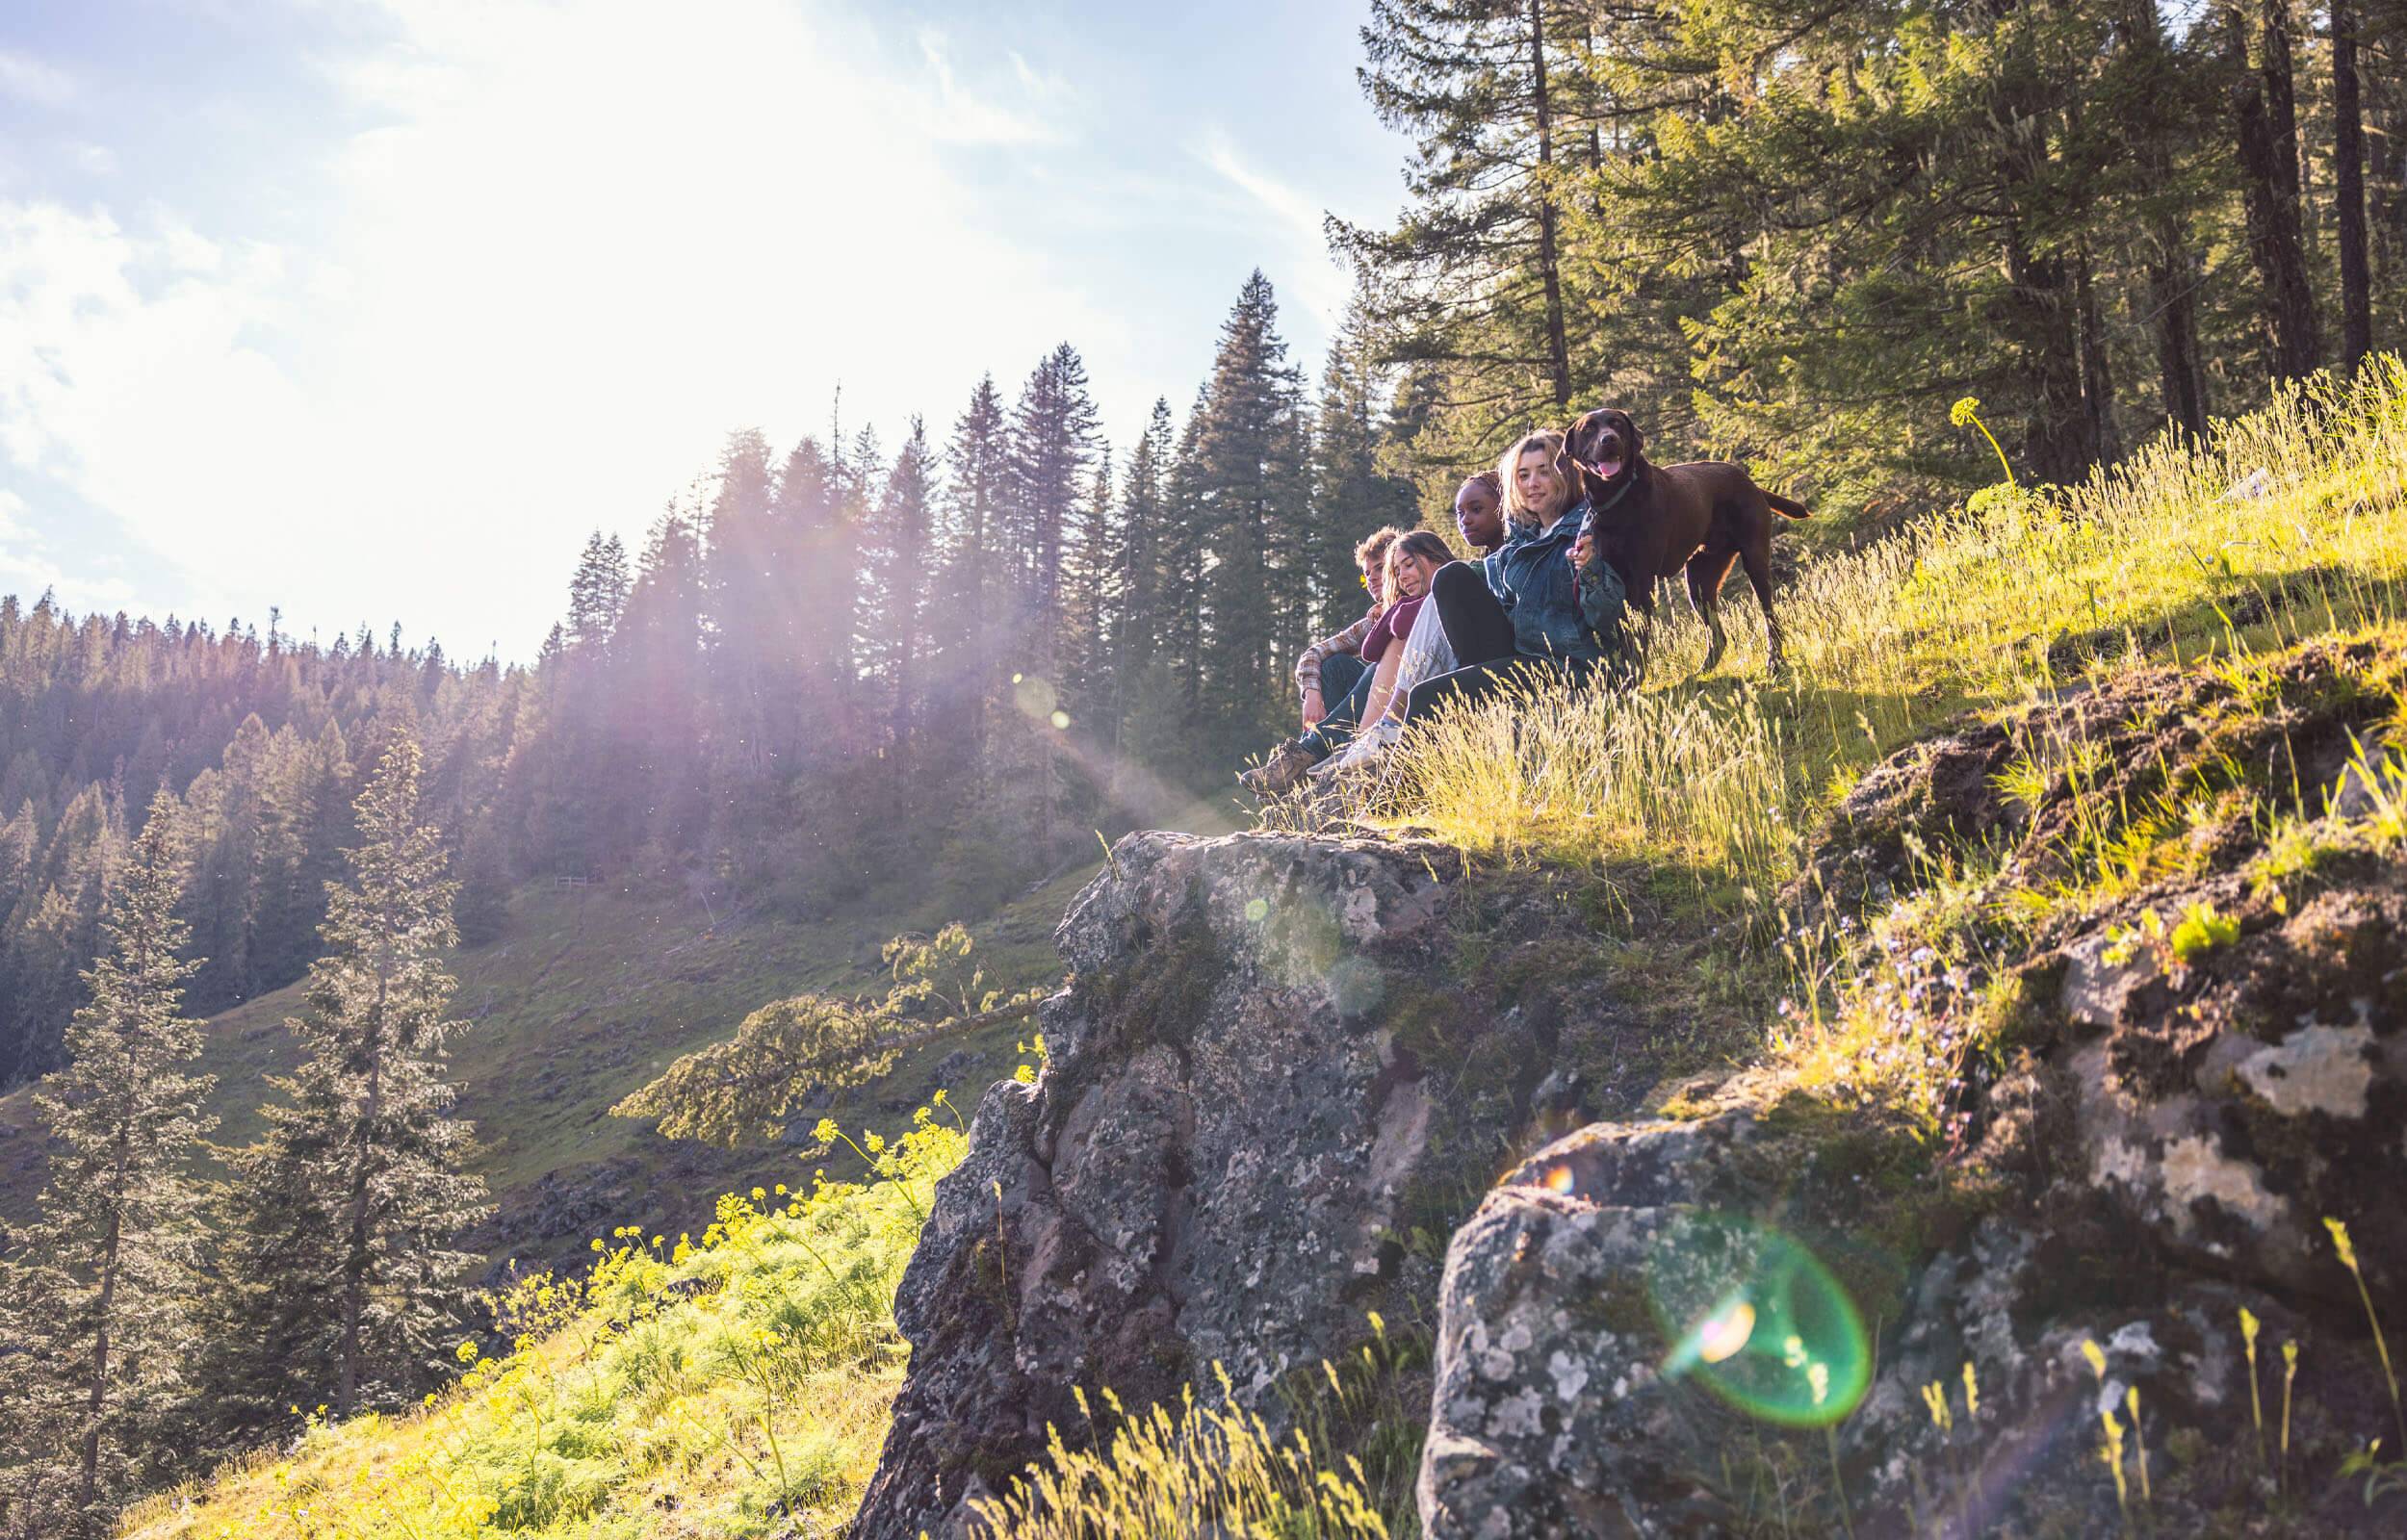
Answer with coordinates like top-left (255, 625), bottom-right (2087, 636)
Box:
top-left (1350, 530), bottom-right (1453, 727)
top-left (1453, 470), bottom-right (1508, 556)
top-left (1403, 431), bottom-right (1632, 726)
top-left (1312, 530), bottom-right (1457, 776)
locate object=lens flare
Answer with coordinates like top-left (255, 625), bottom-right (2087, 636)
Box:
top-left (1651, 1215), bottom-right (1869, 1427)
top-left (1013, 675), bottom-right (1059, 720)
top-left (1695, 1298), bottom-right (1754, 1364)
top-left (1543, 1165), bottom-right (1577, 1195)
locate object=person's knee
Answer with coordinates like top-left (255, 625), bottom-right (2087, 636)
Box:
top-left (1431, 560), bottom-right (1485, 605)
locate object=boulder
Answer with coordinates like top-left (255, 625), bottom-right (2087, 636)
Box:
top-left (853, 829), bottom-right (1640, 1539)
top-left (1422, 642), bottom-right (2407, 1536)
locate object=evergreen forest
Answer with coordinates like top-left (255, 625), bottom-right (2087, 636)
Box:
top-left (2, 2), bottom-right (2406, 1535)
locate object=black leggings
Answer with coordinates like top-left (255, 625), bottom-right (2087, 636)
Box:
top-left (1403, 561), bottom-right (1525, 724)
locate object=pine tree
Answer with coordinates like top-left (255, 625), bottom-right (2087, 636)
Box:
top-left (1338, 0), bottom-right (1588, 424)
top-left (1009, 346), bottom-right (1101, 858)
top-left (702, 429), bottom-right (782, 781)
top-left (618, 503), bottom-right (708, 860)
top-left (862, 418), bottom-right (937, 758)
top-left (1006, 345), bottom-right (1102, 667)
top-left (928, 377), bottom-right (1012, 783)
top-left (1160, 388), bottom-right (1212, 734)
top-left (1309, 300), bottom-right (1417, 633)
top-left (0, 782), bottom-right (126, 1083)
top-left (1188, 272), bottom-right (1310, 746)
top-left (208, 737), bottom-right (489, 1427)
top-left (1059, 443), bottom-right (1117, 746)
top-left (1099, 401), bottom-right (1177, 782)
top-left (0, 803), bottom-right (214, 1539)
top-left (563, 532), bottom-right (632, 652)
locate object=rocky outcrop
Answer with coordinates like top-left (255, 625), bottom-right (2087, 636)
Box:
top-left (853, 829), bottom-right (1655, 1539)
top-left (1421, 640), bottom-right (2407, 1535)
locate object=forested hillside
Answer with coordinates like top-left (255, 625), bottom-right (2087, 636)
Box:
top-left (4, 1), bottom-right (2406, 1536)
top-left (10, 4), bottom-right (2404, 1096)
top-left (0, 270), bottom-right (1421, 1091)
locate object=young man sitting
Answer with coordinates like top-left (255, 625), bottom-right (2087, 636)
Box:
top-left (1239, 526), bottom-right (1405, 796)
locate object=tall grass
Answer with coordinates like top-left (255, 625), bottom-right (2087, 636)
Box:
top-left (1362, 360), bottom-right (2407, 906)
top-left (116, 1118), bottom-right (965, 1540)
top-left (968, 1376), bottom-right (1392, 1540)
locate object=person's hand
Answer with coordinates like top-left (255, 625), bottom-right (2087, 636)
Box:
top-left (1302, 688), bottom-right (1326, 728)
top-left (1571, 532), bottom-right (1593, 572)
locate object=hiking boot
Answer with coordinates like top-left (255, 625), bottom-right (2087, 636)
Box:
top-left (1238, 740), bottom-right (1319, 797)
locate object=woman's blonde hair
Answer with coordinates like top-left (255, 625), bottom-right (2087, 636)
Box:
top-left (1498, 431), bottom-right (1569, 528)
top-left (1384, 530), bottom-right (1454, 596)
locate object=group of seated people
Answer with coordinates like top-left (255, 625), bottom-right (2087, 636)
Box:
top-left (1241, 428), bottom-right (1635, 796)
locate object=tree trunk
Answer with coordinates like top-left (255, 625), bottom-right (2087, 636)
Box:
top-left (77, 1170), bottom-right (127, 1516)
top-left (2005, 236), bottom-right (2096, 484)
top-left (2076, 245), bottom-right (2122, 465)
top-left (1529, 0), bottom-right (1572, 408)
top-left (337, 943), bottom-right (394, 1419)
top-left (2335, 0), bottom-right (2375, 370)
top-left (2119, 0), bottom-right (2211, 437)
top-left (2227, 1), bottom-right (2322, 382)
top-left (1992, 3), bottom-right (2094, 484)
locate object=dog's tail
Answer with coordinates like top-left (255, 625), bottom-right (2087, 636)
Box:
top-left (1765, 491), bottom-right (1811, 520)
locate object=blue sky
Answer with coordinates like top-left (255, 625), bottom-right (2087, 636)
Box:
top-left (1, 0), bottom-right (1409, 659)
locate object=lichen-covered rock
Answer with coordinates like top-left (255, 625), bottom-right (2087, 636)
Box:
top-left (853, 830), bottom-right (1634, 1540)
top-left (1418, 1114), bottom-right (1777, 1538)
top-left (1423, 640), bottom-right (2407, 1536)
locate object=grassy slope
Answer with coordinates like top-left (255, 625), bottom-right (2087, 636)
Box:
top-left (116, 369), bottom-right (2407, 1539)
top-left (1374, 366), bottom-right (2407, 914)
top-left (118, 1126), bottom-right (967, 1540)
top-left (0, 861), bottom-right (1098, 1275)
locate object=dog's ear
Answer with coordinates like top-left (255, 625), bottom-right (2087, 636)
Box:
top-left (1618, 411), bottom-right (1643, 461)
top-left (1556, 424), bottom-right (1593, 500)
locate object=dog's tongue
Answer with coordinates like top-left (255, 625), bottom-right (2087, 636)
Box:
top-left (1593, 452), bottom-right (1625, 478)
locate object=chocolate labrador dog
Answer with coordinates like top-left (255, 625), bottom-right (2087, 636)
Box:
top-left (1563, 407), bottom-right (1809, 674)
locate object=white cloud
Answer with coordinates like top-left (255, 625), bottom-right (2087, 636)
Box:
top-left (0, 0), bottom-right (1122, 656)
top-left (1194, 128), bottom-right (1348, 327)
top-left (918, 26), bottom-right (1070, 144)
top-left (0, 490), bottom-right (141, 614)
top-left (0, 49), bottom-right (75, 108)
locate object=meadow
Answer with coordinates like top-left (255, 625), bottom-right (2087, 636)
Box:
top-left (1378, 363), bottom-right (2407, 898)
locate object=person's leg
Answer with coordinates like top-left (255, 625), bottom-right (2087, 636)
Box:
top-left (1286, 660), bottom-right (1373, 759)
top-left (1428, 561), bottom-right (1515, 667)
top-left (1402, 657), bottom-right (1517, 725)
top-left (1246, 654), bottom-right (1377, 794)
top-left (1316, 653), bottom-right (1368, 723)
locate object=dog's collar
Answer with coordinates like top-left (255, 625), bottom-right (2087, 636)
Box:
top-left (1586, 472), bottom-right (1636, 515)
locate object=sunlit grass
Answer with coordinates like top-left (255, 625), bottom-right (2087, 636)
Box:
top-left (1356, 359), bottom-right (2407, 905)
top-left (116, 1120), bottom-right (966, 1540)
top-left (969, 1374), bottom-right (1393, 1540)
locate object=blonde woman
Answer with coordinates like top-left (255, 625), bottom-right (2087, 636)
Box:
top-left (1401, 429), bottom-right (1631, 726)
